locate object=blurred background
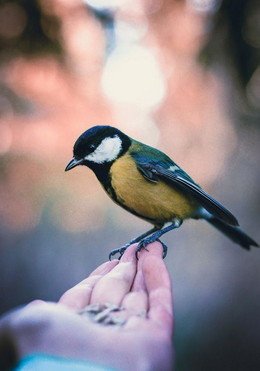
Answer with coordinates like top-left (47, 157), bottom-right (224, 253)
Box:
top-left (0, 0), bottom-right (259, 369)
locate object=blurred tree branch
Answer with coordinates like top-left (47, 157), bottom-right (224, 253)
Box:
top-left (201, 0), bottom-right (259, 121)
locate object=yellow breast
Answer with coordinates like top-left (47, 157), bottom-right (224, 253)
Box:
top-left (109, 153), bottom-right (198, 224)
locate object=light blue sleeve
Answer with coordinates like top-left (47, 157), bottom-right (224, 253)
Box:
top-left (13, 353), bottom-right (119, 371)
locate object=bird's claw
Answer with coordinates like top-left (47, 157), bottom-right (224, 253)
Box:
top-left (109, 239), bottom-right (168, 260)
top-left (158, 240), bottom-right (168, 258)
top-left (135, 238), bottom-right (168, 259)
top-left (109, 245), bottom-right (129, 260)
top-left (135, 240), bottom-right (149, 259)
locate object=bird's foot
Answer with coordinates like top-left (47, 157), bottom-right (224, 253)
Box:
top-left (135, 238), bottom-right (168, 259)
top-left (109, 244), bottom-right (130, 261)
top-left (109, 238), bottom-right (168, 261)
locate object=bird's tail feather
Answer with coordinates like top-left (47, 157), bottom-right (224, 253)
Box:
top-left (205, 217), bottom-right (258, 250)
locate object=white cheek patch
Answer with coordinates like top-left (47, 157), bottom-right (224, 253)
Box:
top-left (85, 135), bottom-right (122, 164)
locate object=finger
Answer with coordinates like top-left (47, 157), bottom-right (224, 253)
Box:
top-left (89, 260), bottom-right (119, 276)
top-left (121, 291), bottom-right (148, 316)
top-left (59, 275), bottom-right (102, 310)
top-left (90, 244), bottom-right (138, 306)
top-left (26, 300), bottom-right (47, 307)
top-left (137, 240), bottom-right (164, 293)
top-left (121, 242), bottom-right (163, 315)
top-left (138, 240), bottom-right (164, 259)
top-left (119, 242), bottom-right (139, 263)
top-left (132, 259), bottom-right (146, 291)
top-left (141, 242), bottom-right (173, 335)
top-left (121, 248), bottom-right (149, 315)
top-left (131, 239), bottom-right (163, 291)
top-left (59, 260), bottom-right (118, 310)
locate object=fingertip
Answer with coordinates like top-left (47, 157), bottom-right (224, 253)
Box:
top-left (138, 241), bottom-right (164, 260)
top-left (26, 300), bottom-right (48, 308)
top-left (119, 243), bottom-right (139, 262)
top-left (89, 260), bottom-right (119, 276)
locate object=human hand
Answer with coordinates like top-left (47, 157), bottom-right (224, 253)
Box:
top-left (0, 242), bottom-right (174, 371)
top-left (59, 241), bottom-right (174, 370)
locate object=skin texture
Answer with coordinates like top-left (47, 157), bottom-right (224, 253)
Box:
top-left (0, 243), bottom-right (174, 371)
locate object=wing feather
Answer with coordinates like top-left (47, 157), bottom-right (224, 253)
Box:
top-left (136, 161), bottom-right (239, 226)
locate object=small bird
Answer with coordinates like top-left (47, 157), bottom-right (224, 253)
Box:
top-left (65, 125), bottom-right (258, 259)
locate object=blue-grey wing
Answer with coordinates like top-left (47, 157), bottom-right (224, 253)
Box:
top-left (134, 157), bottom-right (238, 226)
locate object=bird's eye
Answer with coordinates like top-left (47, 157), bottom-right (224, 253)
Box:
top-left (89, 144), bottom-right (95, 150)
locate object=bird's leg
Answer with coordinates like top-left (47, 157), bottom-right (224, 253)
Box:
top-left (109, 226), bottom-right (161, 260)
top-left (136, 218), bottom-right (183, 258)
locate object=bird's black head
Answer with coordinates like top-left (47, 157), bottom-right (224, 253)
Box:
top-left (65, 125), bottom-right (131, 172)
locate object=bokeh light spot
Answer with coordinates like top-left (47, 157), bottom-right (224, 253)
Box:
top-left (102, 45), bottom-right (165, 110)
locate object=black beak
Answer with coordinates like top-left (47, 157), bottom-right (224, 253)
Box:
top-left (65, 157), bottom-right (83, 171)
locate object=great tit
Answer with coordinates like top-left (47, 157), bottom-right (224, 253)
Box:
top-left (65, 125), bottom-right (258, 259)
